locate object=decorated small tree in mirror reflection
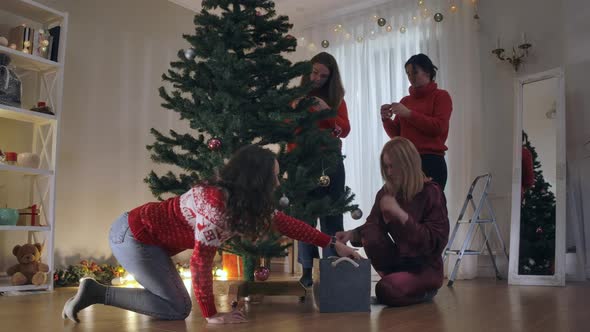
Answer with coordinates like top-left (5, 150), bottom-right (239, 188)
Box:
top-left (519, 132), bottom-right (556, 275)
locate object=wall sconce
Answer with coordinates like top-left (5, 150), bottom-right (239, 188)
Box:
top-left (492, 33), bottom-right (532, 72)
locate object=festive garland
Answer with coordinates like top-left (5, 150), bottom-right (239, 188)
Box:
top-left (53, 260), bottom-right (125, 287)
top-left (54, 260), bottom-right (228, 287)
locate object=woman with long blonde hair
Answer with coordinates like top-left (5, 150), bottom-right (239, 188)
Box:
top-left (337, 137), bottom-right (449, 306)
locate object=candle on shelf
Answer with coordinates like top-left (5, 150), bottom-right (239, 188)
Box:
top-left (521, 32), bottom-right (527, 44)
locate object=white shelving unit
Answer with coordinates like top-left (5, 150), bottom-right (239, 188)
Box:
top-left (0, 0), bottom-right (67, 293)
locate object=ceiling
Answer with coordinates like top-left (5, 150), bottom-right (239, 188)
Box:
top-left (167, 0), bottom-right (393, 28)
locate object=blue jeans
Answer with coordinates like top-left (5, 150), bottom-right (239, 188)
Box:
top-left (298, 159), bottom-right (345, 268)
top-left (106, 213), bottom-right (192, 320)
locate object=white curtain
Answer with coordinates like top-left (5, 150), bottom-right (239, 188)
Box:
top-left (295, 0), bottom-right (485, 277)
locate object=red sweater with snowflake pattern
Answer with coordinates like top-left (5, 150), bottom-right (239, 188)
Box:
top-left (127, 185), bottom-right (330, 318)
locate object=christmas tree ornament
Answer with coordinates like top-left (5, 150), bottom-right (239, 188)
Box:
top-left (450, 5), bottom-right (458, 12)
top-left (321, 40), bottom-right (330, 48)
top-left (207, 138), bottom-right (222, 150)
top-left (318, 174), bottom-right (330, 187)
top-left (279, 194), bottom-right (290, 207)
top-left (356, 36), bottom-right (364, 43)
top-left (286, 34), bottom-right (295, 40)
top-left (377, 18), bottom-right (387, 27)
top-left (254, 266), bottom-right (270, 281)
top-left (184, 48), bottom-right (196, 60)
top-left (536, 227), bottom-right (543, 234)
top-left (400, 26), bottom-right (407, 33)
top-left (386, 25), bottom-right (393, 32)
top-left (434, 13), bottom-right (444, 22)
top-left (351, 208), bottom-right (363, 220)
top-left (418, 0), bottom-right (425, 6)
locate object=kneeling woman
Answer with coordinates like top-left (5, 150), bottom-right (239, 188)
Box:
top-left (62, 145), bottom-right (359, 324)
top-left (337, 137), bottom-right (449, 306)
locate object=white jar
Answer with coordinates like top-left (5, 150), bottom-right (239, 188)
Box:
top-left (17, 153), bottom-right (40, 168)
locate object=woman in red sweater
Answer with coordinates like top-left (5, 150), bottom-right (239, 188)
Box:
top-left (380, 54), bottom-right (452, 189)
top-left (337, 137), bottom-right (449, 306)
top-left (521, 132), bottom-right (535, 201)
top-left (291, 52), bottom-right (351, 287)
top-left (62, 145), bottom-right (359, 324)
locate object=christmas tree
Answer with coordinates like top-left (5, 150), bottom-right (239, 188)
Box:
top-left (519, 132), bottom-right (556, 275)
top-left (144, 0), bottom-right (356, 281)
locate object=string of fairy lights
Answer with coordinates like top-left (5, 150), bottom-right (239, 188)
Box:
top-left (295, 0), bottom-right (480, 52)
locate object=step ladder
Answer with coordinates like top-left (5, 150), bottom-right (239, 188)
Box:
top-left (443, 173), bottom-right (509, 286)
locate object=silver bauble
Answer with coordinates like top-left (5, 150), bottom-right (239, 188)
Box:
top-left (279, 195), bottom-right (290, 207)
top-left (184, 48), bottom-right (196, 60)
top-left (351, 209), bottom-right (363, 220)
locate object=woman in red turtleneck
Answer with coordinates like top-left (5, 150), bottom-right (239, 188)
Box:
top-left (380, 54), bottom-right (452, 190)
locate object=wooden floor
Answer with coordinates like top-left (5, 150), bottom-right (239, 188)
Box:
top-left (0, 278), bottom-right (589, 332)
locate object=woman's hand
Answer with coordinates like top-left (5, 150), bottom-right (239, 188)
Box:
top-left (312, 96), bottom-right (331, 111)
top-left (335, 230), bottom-right (353, 243)
top-left (389, 102), bottom-right (412, 118)
top-left (206, 309), bottom-right (247, 324)
top-left (380, 194), bottom-right (409, 224)
top-left (291, 97), bottom-right (303, 109)
top-left (380, 104), bottom-right (393, 120)
top-left (334, 241), bottom-right (362, 259)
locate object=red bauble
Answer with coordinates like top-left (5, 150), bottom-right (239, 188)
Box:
top-left (207, 138), bottom-right (221, 151)
top-left (254, 266), bottom-right (270, 282)
top-left (286, 34), bottom-right (295, 40)
top-left (536, 227), bottom-right (543, 234)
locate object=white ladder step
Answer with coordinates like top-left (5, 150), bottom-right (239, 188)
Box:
top-left (445, 249), bottom-right (481, 255)
top-left (457, 219), bottom-right (495, 224)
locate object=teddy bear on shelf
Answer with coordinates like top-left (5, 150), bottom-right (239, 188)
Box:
top-left (6, 243), bottom-right (49, 286)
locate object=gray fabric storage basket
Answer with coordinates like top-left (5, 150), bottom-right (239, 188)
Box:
top-left (313, 257), bottom-right (371, 313)
top-left (0, 54), bottom-right (22, 108)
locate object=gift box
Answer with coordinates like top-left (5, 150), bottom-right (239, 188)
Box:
top-left (222, 252), bottom-right (243, 278)
top-left (17, 204), bottom-right (41, 226)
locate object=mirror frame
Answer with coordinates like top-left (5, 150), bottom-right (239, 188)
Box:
top-left (508, 68), bottom-right (566, 286)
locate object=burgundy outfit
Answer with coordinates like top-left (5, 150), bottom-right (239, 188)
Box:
top-left (354, 181), bottom-right (449, 306)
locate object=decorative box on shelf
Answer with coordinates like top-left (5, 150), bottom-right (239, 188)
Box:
top-left (17, 204), bottom-right (41, 226)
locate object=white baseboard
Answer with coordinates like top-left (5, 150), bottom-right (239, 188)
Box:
top-left (475, 252), bottom-right (509, 278)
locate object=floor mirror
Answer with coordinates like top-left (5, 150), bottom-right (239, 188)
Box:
top-left (508, 68), bottom-right (566, 286)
